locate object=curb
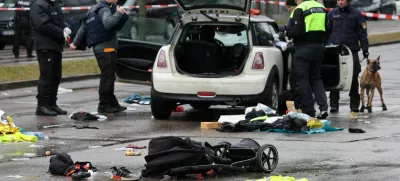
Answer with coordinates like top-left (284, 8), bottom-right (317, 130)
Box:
top-left (369, 40), bottom-right (400, 47)
top-left (0, 73), bottom-right (100, 91)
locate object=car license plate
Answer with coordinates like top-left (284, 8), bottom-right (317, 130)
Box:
top-left (2, 30), bottom-right (14, 36)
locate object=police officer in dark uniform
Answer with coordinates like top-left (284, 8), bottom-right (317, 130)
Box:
top-left (12, 0), bottom-right (34, 59)
top-left (30, 0), bottom-right (72, 116)
top-left (286, 0), bottom-right (329, 119)
top-left (70, 0), bottom-right (129, 113)
top-left (326, 0), bottom-right (369, 113)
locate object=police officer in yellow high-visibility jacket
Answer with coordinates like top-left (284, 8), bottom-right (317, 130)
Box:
top-left (285, 0), bottom-right (329, 119)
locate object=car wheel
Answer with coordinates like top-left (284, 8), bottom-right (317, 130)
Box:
top-left (164, 21), bottom-right (174, 40)
top-left (0, 43), bottom-right (5, 50)
top-left (262, 77), bottom-right (279, 111)
top-left (130, 26), bottom-right (138, 40)
top-left (190, 102), bottom-right (212, 110)
top-left (151, 87), bottom-right (174, 120)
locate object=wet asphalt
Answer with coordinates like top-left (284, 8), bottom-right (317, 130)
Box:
top-left (1, 44), bottom-right (400, 180)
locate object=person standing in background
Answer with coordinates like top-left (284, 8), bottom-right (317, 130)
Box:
top-left (30, 0), bottom-right (71, 116)
top-left (13, 0), bottom-right (34, 59)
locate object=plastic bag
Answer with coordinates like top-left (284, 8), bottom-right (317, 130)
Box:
top-left (0, 110), bottom-right (20, 135)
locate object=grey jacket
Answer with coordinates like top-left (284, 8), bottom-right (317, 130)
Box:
top-left (73, 0), bottom-right (126, 54)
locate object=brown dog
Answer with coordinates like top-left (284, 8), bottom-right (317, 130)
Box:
top-left (360, 55), bottom-right (387, 113)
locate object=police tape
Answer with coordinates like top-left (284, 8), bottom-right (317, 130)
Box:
top-left (256, 0), bottom-right (399, 20)
top-left (0, 1), bottom-right (398, 20)
top-left (0, 4), bottom-right (178, 11)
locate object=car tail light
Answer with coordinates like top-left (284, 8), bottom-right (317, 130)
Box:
top-left (252, 52), bottom-right (264, 70)
top-left (157, 50), bottom-right (167, 68)
top-left (198, 92), bottom-right (216, 97)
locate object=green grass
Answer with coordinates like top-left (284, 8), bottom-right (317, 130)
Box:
top-left (0, 59), bottom-right (100, 83)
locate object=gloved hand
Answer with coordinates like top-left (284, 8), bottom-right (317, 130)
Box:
top-left (278, 25), bottom-right (287, 32)
top-left (363, 50), bottom-right (369, 60)
top-left (63, 27), bottom-right (71, 40)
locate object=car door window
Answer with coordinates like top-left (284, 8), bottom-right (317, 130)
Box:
top-left (251, 22), bottom-right (274, 46)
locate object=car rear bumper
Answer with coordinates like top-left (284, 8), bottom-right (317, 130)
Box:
top-left (153, 88), bottom-right (264, 105)
top-left (152, 72), bottom-right (268, 96)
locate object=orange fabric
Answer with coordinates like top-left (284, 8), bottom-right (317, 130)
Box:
top-left (250, 9), bottom-right (260, 15)
top-left (104, 48), bottom-right (116, 53)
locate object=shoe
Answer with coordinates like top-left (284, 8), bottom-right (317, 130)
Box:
top-left (330, 107), bottom-right (338, 113)
top-left (51, 105), bottom-right (67, 115)
top-left (349, 128), bottom-right (366, 133)
top-left (36, 106), bottom-right (57, 116)
top-left (117, 105), bottom-right (127, 112)
top-left (350, 108), bottom-right (359, 112)
top-left (98, 105), bottom-right (120, 114)
top-left (110, 167), bottom-right (141, 180)
top-left (317, 111), bottom-right (328, 119)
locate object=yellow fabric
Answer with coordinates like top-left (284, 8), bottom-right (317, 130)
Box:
top-left (246, 176), bottom-right (308, 181)
top-left (0, 132), bottom-right (38, 143)
top-left (0, 116), bottom-right (21, 135)
top-left (307, 118), bottom-right (323, 129)
top-left (250, 115), bottom-right (269, 122)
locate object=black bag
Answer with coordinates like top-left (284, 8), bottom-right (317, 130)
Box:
top-left (48, 153), bottom-right (74, 176)
top-left (141, 136), bottom-right (215, 178)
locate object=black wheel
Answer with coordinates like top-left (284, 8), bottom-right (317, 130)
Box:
top-left (190, 102), bottom-right (212, 110)
top-left (262, 77), bottom-right (279, 110)
top-left (0, 42), bottom-right (5, 50)
top-left (151, 87), bottom-right (173, 120)
top-left (256, 144), bottom-right (279, 173)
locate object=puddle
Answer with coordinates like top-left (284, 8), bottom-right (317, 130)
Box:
top-left (0, 142), bottom-right (61, 163)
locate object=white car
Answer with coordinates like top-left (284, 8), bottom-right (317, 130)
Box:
top-left (116, 0), bottom-right (354, 119)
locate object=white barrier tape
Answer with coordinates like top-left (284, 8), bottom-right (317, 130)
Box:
top-left (0, 4), bottom-right (178, 11)
top-left (0, 1), bottom-right (397, 20)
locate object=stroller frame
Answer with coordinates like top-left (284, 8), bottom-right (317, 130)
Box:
top-left (168, 138), bottom-right (279, 177)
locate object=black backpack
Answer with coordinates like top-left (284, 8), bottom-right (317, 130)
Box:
top-left (141, 136), bottom-right (215, 179)
top-left (48, 153), bottom-right (74, 176)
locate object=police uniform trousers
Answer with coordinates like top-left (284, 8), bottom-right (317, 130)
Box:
top-left (12, 23), bottom-right (33, 57)
top-left (94, 51), bottom-right (119, 106)
top-left (293, 43), bottom-right (328, 114)
top-left (36, 49), bottom-right (62, 107)
top-left (329, 51), bottom-right (361, 109)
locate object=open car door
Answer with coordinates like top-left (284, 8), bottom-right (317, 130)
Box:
top-left (116, 39), bottom-right (165, 85)
top-left (321, 44), bottom-right (354, 91)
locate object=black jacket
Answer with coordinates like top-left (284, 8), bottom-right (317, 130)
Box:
top-left (30, 0), bottom-right (66, 52)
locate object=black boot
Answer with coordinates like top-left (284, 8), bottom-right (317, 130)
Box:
top-left (50, 105), bottom-right (67, 115)
top-left (36, 106), bottom-right (57, 116)
top-left (98, 104), bottom-right (120, 114)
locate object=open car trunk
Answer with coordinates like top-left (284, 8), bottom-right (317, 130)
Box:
top-left (173, 23), bottom-right (250, 77)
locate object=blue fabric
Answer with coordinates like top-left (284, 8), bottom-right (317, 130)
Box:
top-left (264, 120), bottom-right (343, 134)
top-left (124, 94), bottom-right (151, 104)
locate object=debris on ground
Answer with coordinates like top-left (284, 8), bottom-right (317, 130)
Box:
top-left (349, 128), bottom-right (366, 133)
top-left (70, 111), bottom-right (107, 121)
top-left (125, 144), bottom-right (146, 149)
top-left (57, 87), bottom-right (73, 94)
top-left (73, 124), bottom-right (99, 129)
top-left (124, 94), bottom-right (151, 105)
top-left (217, 103), bottom-right (344, 134)
top-left (201, 122), bottom-right (220, 129)
top-left (125, 149), bottom-right (141, 156)
top-left (246, 175), bottom-right (308, 181)
top-left (172, 106), bottom-right (184, 112)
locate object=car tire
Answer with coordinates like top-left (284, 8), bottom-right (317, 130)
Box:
top-left (130, 26), bottom-right (138, 40)
top-left (151, 87), bottom-right (173, 120)
top-left (262, 77), bottom-right (279, 111)
top-left (190, 102), bottom-right (211, 110)
top-left (0, 43), bottom-right (5, 50)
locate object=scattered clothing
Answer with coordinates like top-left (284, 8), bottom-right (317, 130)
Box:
top-left (48, 153), bottom-right (74, 176)
top-left (125, 144), bottom-right (146, 149)
top-left (124, 94), bottom-right (151, 105)
top-left (73, 124), bottom-right (99, 129)
top-left (247, 175), bottom-right (308, 181)
top-left (125, 150), bottom-right (142, 156)
top-left (0, 132), bottom-right (38, 142)
top-left (172, 106), bottom-right (184, 112)
top-left (0, 111), bottom-right (20, 134)
top-left (111, 166), bottom-right (141, 180)
top-left (70, 112), bottom-right (107, 121)
top-left (349, 128), bottom-right (366, 133)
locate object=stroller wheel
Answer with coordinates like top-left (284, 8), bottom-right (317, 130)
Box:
top-left (256, 144), bottom-right (279, 173)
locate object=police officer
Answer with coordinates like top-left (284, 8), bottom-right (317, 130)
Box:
top-left (70, 0), bottom-right (129, 113)
top-left (285, 0), bottom-right (329, 119)
top-left (326, 0), bottom-right (369, 113)
top-left (30, 0), bottom-right (72, 116)
top-left (12, 0), bottom-right (34, 59)
top-left (279, 0), bottom-right (297, 32)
